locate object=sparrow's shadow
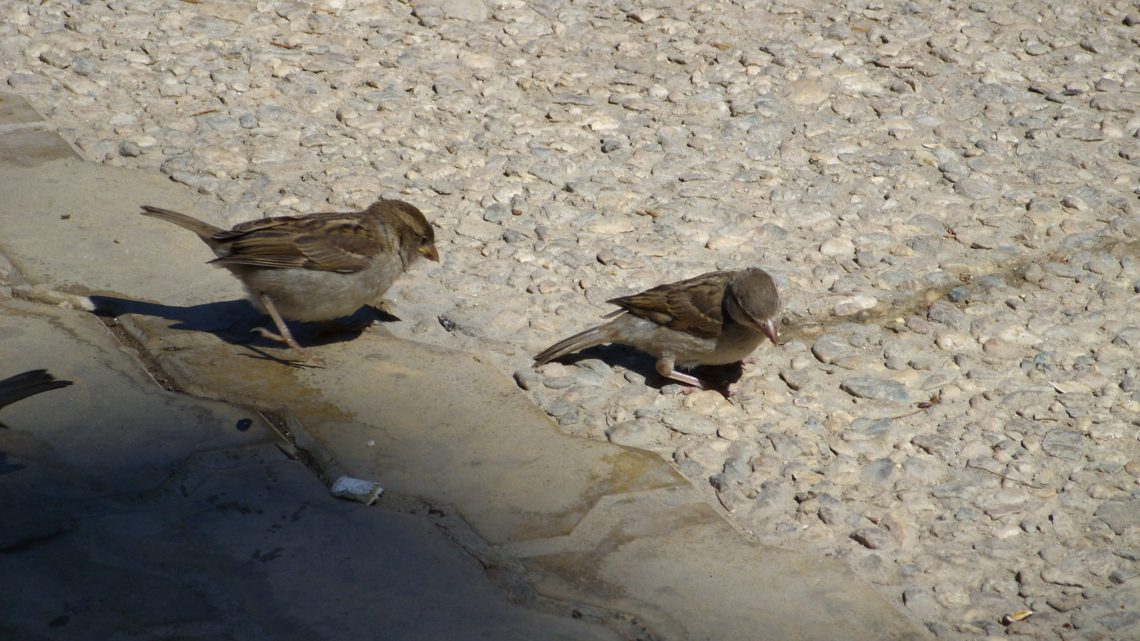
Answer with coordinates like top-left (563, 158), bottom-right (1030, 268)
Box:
top-left (550, 345), bottom-right (744, 392)
top-left (87, 295), bottom-right (398, 349)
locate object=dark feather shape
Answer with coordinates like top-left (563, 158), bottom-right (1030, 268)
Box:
top-left (0, 370), bottom-right (73, 415)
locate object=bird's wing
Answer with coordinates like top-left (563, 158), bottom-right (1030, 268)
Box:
top-left (607, 271), bottom-right (729, 338)
top-left (211, 213), bottom-right (384, 273)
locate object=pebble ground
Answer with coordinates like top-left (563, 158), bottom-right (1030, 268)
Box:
top-left (4, 1), bottom-right (1139, 639)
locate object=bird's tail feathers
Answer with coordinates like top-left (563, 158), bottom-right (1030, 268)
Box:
top-left (533, 324), bottom-right (613, 366)
top-left (139, 205), bottom-right (225, 239)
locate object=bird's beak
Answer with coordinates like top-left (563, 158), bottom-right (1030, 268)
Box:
top-left (420, 245), bottom-right (441, 263)
top-left (762, 318), bottom-right (779, 345)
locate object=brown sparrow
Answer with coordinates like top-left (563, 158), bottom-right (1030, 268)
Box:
top-left (0, 370), bottom-right (73, 427)
top-left (534, 268), bottom-right (780, 389)
top-left (140, 199), bottom-right (439, 349)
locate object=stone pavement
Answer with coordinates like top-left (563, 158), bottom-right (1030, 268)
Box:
top-left (0, 93), bottom-right (928, 640)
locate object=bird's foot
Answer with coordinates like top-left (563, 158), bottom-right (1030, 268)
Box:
top-left (251, 326), bottom-right (303, 351)
top-left (257, 294), bottom-right (304, 350)
top-left (663, 369), bottom-right (705, 389)
top-left (680, 382), bottom-right (737, 399)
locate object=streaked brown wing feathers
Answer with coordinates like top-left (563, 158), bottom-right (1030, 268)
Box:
top-left (211, 214), bottom-right (382, 273)
top-left (608, 271), bottom-right (729, 338)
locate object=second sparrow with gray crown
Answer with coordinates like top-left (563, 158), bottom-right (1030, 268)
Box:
top-left (533, 268), bottom-right (781, 389)
top-left (140, 199), bottom-right (439, 349)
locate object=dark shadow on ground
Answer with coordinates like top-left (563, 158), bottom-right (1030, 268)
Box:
top-left (547, 345), bottom-right (744, 394)
top-left (86, 295), bottom-right (399, 349)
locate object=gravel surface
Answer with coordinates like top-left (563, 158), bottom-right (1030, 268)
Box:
top-left (5, 1), bottom-right (1139, 639)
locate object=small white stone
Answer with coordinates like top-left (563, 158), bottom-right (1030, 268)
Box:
top-left (935, 330), bottom-right (973, 352)
top-left (788, 79), bottom-right (830, 105)
top-left (833, 295), bottom-right (877, 316)
top-left (819, 237), bottom-right (855, 258)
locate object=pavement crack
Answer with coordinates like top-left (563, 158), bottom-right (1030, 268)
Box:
top-left (92, 313), bottom-right (328, 484)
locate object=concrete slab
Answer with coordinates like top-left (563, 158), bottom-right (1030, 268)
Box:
top-left (0, 127), bottom-right (77, 167)
top-left (0, 298), bottom-right (267, 498)
top-left (0, 155), bottom-right (237, 304)
top-left (0, 94), bottom-right (76, 167)
top-left (0, 93), bottom-right (45, 126)
top-left (0, 288), bottom-right (621, 641)
top-left (0, 102), bottom-right (930, 640)
top-left (512, 490), bottom-right (912, 641)
top-left (1, 444), bottom-right (623, 641)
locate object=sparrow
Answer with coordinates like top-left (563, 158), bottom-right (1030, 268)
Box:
top-left (140, 199), bottom-right (439, 349)
top-left (0, 370), bottom-right (73, 427)
top-left (533, 268), bottom-right (781, 389)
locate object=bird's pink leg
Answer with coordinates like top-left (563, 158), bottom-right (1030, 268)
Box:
top-left (254, 294), bottom-right (303, 350)
top-left (655, 356), bottom-right (705, 389)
